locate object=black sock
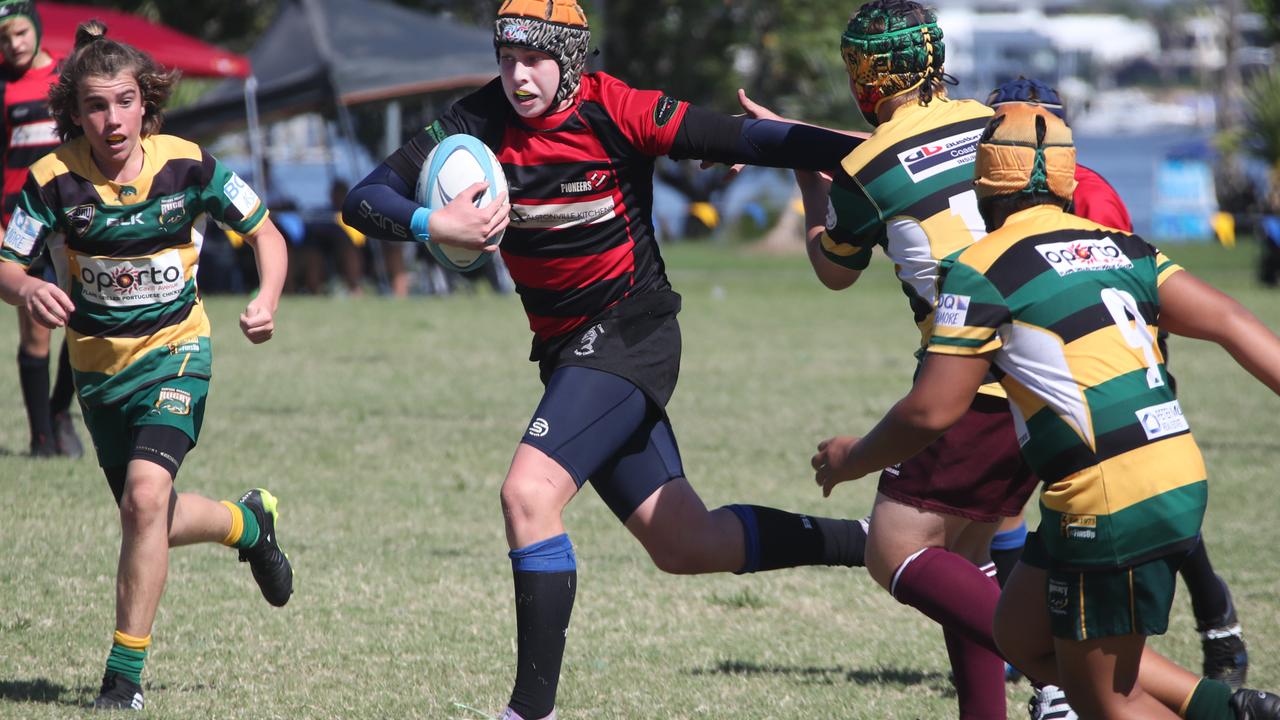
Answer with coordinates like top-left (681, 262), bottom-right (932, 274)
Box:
top-left (726, 505), bottom-right (866, 572)
top-left (17, 349), bottom-right (53, 447)
top-left (991, 546), bottom-right (1022, 588)
top-left (509, 570), bottom-right (575, 719)
top-left (49, 340), bottom-right (75, 415)
top-left (1181, 538), bottom-right (1234, 630)
top-left (508, 534), bottom-right (576, 720)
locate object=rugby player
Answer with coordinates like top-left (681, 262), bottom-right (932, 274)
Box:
top-left (0, 0), bottom-right (81, 457)
top-left (0, 21), bottom-right (294, 710)
top-left (343, 2), bottom-right (887, 718)
top-left (812, 100), bottom-right (1280, 720)
top-left (985, 78), bottom-right (1251, 719)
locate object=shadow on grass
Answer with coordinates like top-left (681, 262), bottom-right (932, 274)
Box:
top-left (0, 678), bottom-right (78, 706)
top-left (691, 659), bottom-right (951, 690)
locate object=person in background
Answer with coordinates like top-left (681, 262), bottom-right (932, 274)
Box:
top-left (0, 0), bottom-right (81, 457)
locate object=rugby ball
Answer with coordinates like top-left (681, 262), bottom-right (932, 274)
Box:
top-left (415, 134), bottom-right (509, 273)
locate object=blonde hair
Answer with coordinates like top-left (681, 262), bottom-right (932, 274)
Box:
top-left (47, 20), bottom-right (179, 142)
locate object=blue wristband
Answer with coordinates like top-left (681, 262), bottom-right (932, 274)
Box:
top-left (410, 206), bottom-right (433, 243)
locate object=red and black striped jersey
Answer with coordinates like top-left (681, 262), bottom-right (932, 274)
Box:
top-left (403, 73), bottom-right (692, 349)
top-left (1, 60), bottom-right (59, 225)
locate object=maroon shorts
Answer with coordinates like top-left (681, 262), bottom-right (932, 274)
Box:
top-left (877, 394), bottom-right (1038, 523)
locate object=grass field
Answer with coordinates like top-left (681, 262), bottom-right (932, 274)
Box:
top-left (1, 241), bottom-right (1278, 719)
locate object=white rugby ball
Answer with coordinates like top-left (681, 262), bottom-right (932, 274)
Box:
top-left (415, 134), bottom-right (508, 273)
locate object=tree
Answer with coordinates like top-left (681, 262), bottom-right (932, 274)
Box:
top-left (70, 0), bottom-right (279, 52)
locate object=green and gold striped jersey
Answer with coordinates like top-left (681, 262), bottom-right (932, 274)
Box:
top-left (821, 98), bottom-right (992, 348)
top-left (928, 205), bottom-right (1204, 569)
top-left (0, 134), bottom-right (268, 406)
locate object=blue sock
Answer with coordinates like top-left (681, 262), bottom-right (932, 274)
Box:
top-left (990, 521), bottom-right (1028, 588)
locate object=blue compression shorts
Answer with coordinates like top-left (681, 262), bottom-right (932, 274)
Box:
top-left (520, 366), bottom-right (685, 521)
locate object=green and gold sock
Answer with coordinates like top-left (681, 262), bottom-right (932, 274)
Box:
top-left (105, 630), bottom-right (150, 684)
top-left (1182, 677), bottom-right (1234, 720)
top-left (219, 500), bottom-right (260, 549)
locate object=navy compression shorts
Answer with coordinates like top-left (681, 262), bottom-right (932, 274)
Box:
top-left (520, 366), bottom-right (685, 522)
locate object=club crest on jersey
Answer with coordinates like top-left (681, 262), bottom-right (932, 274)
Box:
top-left (3, 207), bottom-right (43, 255)
top-left (1036, 237), bottom-right (1133, 276)
top-left (159, 193), bottom-right (188, 227)
top-left (155, 387), bottom-right (192, 416)
top-left (1061, 514), bottom-right (1097, 541)
top-left (934, 293), bottom-right (971, 328)
top-left (66, 204), bottom-right (95, 237)
top-left (560, 170), bottom-right (613, 195)
top-left (897, 128), bottom-right (982, 183)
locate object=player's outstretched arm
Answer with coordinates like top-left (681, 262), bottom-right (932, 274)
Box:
top-left (1159, 270), bottom-right (1280, 395)
top-left (238, 218), bottom-right (288, 344)
top-left (812, 351), bottom-right (990, 497)
top-left (0, 261), bottom-right (73, 328)
top-left (797, 171), bottom-right (861, 291)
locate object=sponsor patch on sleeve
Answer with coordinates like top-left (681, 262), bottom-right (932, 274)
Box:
top-left (934, 293), bottom-right (971, 328)
top-left (653, 95), bottom-right (680, 127)
top-left (1135, 399), bottom-right (1190, 440)
top-left (2, 207), bottom-right (43, 256)
top-left (222, 173), bottom-right (261, 218)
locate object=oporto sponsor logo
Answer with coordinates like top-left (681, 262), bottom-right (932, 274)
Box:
top-left (77, 250), bottom-right (186, 307)
top-left (527, 417), bottom-right (550, 438)
top-left (934, 293), bottom-right (971, 328)
top-left (2, 207), bottom-right (42, 255)
top-left (1035, 237), bottom-right (1133, 276)
top-left (897, 128), bottom-right (983, 183)
top-left (1135, 399), bottom-right (1190, 441)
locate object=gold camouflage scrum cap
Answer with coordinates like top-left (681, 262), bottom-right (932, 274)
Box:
top-left (974, 103), bottom-right (1077, 201)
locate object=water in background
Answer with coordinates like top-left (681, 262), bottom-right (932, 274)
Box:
top-left (1075, 130), bottom-right (1213, 239)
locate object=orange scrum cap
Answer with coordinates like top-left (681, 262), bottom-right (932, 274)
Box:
top-left (495, 0), bottom-right (591, 109)
top-left (974, 102), bottom-right (1077, 202)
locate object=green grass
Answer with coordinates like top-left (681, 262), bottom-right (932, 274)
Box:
top-left (0, 242), bottom-right (1277, 718)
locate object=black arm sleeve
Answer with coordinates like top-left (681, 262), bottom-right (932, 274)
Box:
top-left (341, 161), bottom-right (418, 242)
top-left (667, 104), bottom-right (863, 171)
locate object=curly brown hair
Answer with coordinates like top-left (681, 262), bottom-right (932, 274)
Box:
top-left (47, 20), bottom-right (180, 142)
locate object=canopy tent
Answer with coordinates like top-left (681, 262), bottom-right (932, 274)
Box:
top-left (164, 0), bottom-right (497, 139)
top-left (38, 3), bottom-right (250, 78)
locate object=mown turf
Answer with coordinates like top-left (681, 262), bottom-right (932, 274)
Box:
top-left (1, 241), bottom-right (1276, 718)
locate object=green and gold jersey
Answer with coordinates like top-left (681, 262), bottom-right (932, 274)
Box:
top-left (0, 134), bottom-right (268, 406)
top-left (821, 98), bottom-right (992, 348)
top-left (928, 205), bottom-right (1204, 569)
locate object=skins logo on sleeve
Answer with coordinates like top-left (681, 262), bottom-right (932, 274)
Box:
top-left (653, 96), bottom-right (679, 127)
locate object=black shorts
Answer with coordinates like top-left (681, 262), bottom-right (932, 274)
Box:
top-left (521, 366), bottom-right (684, 521)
